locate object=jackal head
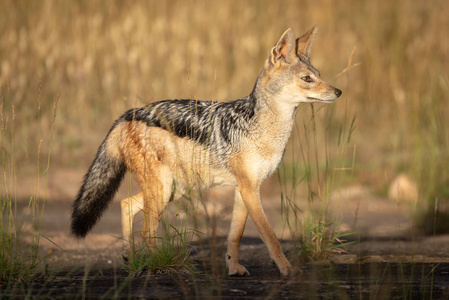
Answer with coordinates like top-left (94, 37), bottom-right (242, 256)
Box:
top-left (260, 26), bottom-right (342, 105)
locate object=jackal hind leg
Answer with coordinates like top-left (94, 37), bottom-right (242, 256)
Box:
top-left (226, 188), bottom-right (250, 276)
top-left (121, 192), bottom-right (144, 260)
top-left (139, 163), bottom-right (173, 252)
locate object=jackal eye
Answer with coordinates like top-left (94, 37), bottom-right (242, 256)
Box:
top-left (301, 76), bottom-right (313, 83)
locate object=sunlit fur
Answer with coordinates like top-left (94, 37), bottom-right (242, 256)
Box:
top-left (71, 26), bottom-right (342, 277)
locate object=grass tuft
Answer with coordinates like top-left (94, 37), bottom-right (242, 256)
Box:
top-left (0, 81), bottom-right (58, 285)
top-left (290, 218), bottom-right (355, 263)
top-left (124, 225), bottom-right (196, 277)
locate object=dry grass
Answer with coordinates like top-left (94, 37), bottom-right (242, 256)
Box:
top-left (1, 0), bottom-right (448, 215)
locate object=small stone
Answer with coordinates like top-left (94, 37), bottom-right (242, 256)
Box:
top-left (388, 174), bottom-right (419, 203)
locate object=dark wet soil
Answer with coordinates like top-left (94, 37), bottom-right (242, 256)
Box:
top-left (3, 181), bottom-right (449, 299)
top-left (3, 237), bottom-right (449, 299)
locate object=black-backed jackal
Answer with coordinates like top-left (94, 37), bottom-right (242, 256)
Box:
top-left (71, 26), bottom-right (342, 276)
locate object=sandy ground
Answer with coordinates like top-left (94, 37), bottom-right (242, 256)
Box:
top-left (6, 169), bottom-right (449, 298)
top-left (22, 169), bottom-right (448, 259)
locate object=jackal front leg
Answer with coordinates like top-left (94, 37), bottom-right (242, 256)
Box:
top-left (238, 185), bottom-right (293, 277)
top-left (121, 193), bottom-right (144, 260)
top-left (226, 188), bottom-right (250, 276)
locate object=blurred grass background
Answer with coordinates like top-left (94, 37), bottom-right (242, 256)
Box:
top-left (1, 0), bottom-right (448, 225)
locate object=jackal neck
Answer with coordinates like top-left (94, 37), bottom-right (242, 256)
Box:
top-left (252, 75), bottom-right (297, 123)
top-left (250, 84), bottom-right (296, 150)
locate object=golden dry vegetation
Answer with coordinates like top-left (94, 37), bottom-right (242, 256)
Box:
top-left (1, 0), bottom-right (448, 214)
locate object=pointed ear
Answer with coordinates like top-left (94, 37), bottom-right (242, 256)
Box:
top-left (269, 28), bottom-right (296, 65)
top-left (296, 25), bottom-right (318, 57)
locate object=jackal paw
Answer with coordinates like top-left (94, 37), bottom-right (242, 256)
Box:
top-left (280, 265), bottom-right (291, 277)
top-left (122, 249), bottom-right (132, 263)
top-left (279, 265), bottom-right (302, 277)
top-left (227, 263), bottom-right (250, 276)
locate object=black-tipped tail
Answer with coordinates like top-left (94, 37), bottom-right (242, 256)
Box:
top-left (71, 141), bottom-right (126, 238)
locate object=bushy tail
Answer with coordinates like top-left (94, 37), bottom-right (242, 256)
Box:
top-left (71, 140), bottom-right (126, 238)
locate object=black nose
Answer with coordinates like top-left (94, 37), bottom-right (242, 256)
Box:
top-left (335, 88), bottom-right (342, 97)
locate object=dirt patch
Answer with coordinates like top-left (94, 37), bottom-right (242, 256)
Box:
top-left (3, 236), bottom-right (449, 299)
top-left (4, 177), bottom-right (449, 298)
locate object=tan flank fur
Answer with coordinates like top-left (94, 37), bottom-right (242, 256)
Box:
top-left (71, 26), bottom-right (342, 277)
